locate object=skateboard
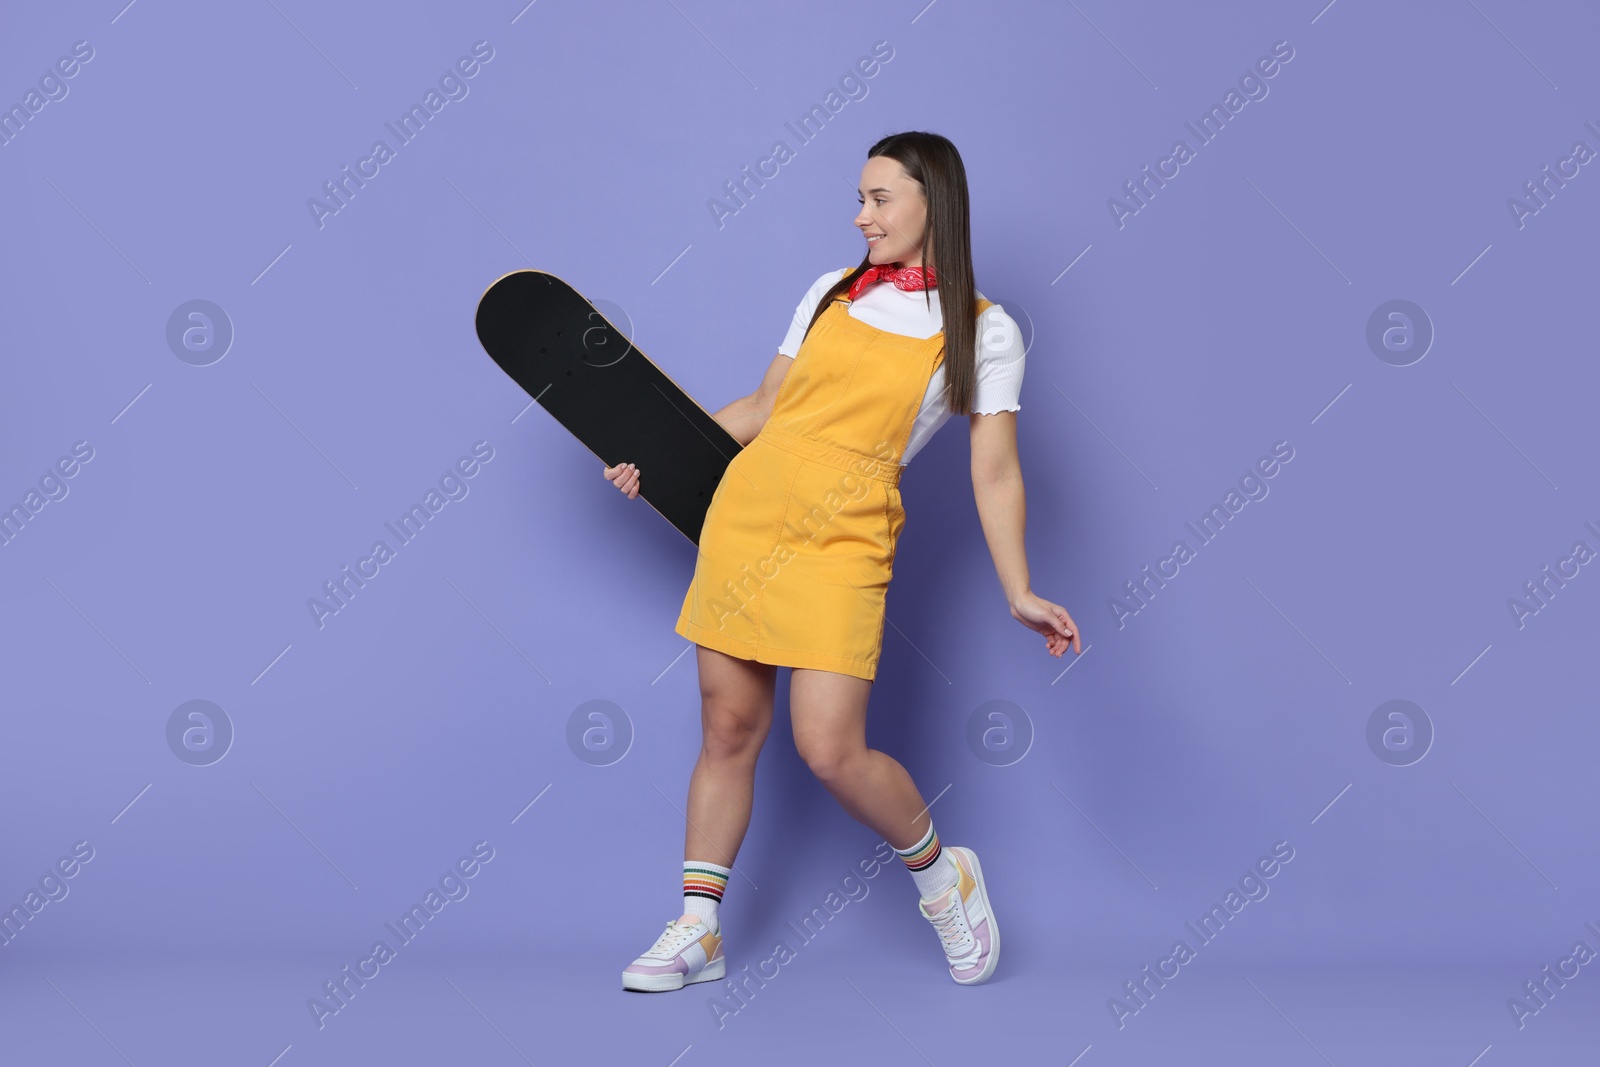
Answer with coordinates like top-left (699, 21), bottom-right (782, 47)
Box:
top-left (475, 269), bottom-right (744, 545)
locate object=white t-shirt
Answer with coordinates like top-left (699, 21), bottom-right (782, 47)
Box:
top-left (776, 268), bottom-right (1025, 466)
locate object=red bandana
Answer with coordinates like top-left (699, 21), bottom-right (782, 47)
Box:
top-left (847, 263), bottom-right (937, 301)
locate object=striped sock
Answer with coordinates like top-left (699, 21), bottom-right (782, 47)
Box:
top-left (894, 821), bottom-right (958, 901)
top-left (682, 859), bottom-right (731, 933)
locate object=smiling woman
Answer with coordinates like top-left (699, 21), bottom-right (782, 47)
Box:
top-left (614, 130), bottom-right (1081, 996)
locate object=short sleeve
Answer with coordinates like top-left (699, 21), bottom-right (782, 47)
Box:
top-left (777, 268), bottom-right (850, 357)
top-left (971, 304), bottom-right (1025, 414)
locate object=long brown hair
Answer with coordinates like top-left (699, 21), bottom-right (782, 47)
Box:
top-left (798, 131), bottom-right (982, 415)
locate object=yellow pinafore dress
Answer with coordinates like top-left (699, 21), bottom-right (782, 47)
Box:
top-left (674, 270), bottom-right (993, 681)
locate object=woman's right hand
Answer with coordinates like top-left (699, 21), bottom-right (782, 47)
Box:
top-left (602, 461), bottom-right (641, 499)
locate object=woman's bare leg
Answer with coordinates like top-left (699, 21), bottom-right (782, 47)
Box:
top-left (788, 667), bottom-right (931, 851)
top-left (682, 645), bottom-right (777, 872)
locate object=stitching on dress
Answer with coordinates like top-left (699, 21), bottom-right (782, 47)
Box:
top-left (881, 480), bottom-right (893, 574)
top-left (678, 619), bottom-right (877, 677)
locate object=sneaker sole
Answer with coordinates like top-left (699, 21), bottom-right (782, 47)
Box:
top-left (622, 954), bottom-right (726, 992)
top-left (950, 847), bottom-right (999, 985)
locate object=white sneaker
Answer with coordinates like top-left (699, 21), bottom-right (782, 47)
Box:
top-left (621, 917), bottom-right (726, 992)
top-left (917, 846), bottom-right (999, 984)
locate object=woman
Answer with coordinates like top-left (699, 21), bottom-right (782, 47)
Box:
top-left (607, 131), bottom-right (1080, 992)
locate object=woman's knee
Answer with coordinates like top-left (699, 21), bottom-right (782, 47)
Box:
top-left (696, 647), bottom-right (774, 761)
top-left (789, 669), bottom-right (871, 783)
top-left (701, 701), bottom-right (769, 761)
top-left (793, 730), bottom-right (861, 783)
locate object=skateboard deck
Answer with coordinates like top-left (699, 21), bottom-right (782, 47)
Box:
top-left (475, 269), bottom-right (744, 545)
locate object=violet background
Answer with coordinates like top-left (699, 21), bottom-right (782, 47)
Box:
top-left (2, 1), bottom-right (1597, 1064)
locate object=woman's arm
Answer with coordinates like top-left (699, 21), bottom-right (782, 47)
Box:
top-left (970, 411), bottom-right (1031, 604)
top-left (970, 410), bottom-right (1081, 656)
top-left (713, 353), bottom-right (793, 446)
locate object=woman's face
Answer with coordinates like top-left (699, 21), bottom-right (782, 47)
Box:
top-left (855, 156), bottom-right (928, 269)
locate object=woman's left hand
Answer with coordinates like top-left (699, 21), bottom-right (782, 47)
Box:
top-left (1010, 592), bottom-right (1081, 657)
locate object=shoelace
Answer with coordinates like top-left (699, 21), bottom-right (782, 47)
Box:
top-left (645, 921), bottom-right (699, 958)
top-left (925, 896), bottom-right (974, 957)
